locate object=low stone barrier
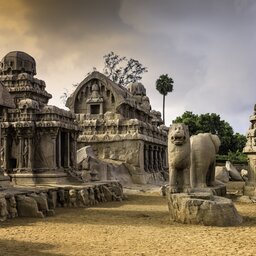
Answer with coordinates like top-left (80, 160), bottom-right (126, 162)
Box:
top-left (0, 181), bottom-right (123, 221)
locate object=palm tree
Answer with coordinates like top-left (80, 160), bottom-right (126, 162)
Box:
top-left (155, 74), bottom-right (174, 124)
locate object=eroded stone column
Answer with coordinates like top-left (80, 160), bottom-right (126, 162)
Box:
top-left (71, 133), bottom-right (77, 169)
top-left (18, 136), bottom-right (24, 169)
top-left (144, 144), bottom-right (148, 172)
top-left (27, 137), bottom-right (33, 169)
top-left (58, 131), bottom-right (61, 168)
top-left (2, 135), bottom-right (8, 170)
top-left (50, 130), bottom-right (58, 169)
top-left (67, 132), bottom-right (70, 168)
top-left (150, 146), bottom-right (154, 172)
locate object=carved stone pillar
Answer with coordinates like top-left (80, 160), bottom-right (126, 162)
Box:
top-left (2, 135), bottom-right (8, 170)
top-left (154, 146), bottom-right (159, 172)
top-left (50, 129), bottom-right (58, 169)
top-left (150, 146), bottom-right (154, 172)
top-left (71, 133), bottom-right (77, 169)
top-left (58, 131), bottom-right (62, 168)
top-left (27, 137), bottom-right (33, 169)
top-left (18, 136), bottom-right (24, 169)
top-left (67, 132), bottom-right (70, 168)
top-left (158, 147), bottom-right (163, 171)
top-left (162, 148), bottom-right (167, 170)
top-left (144, 144), bottom-right (148, 172)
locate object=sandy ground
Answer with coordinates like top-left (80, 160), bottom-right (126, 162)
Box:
top-left (1, 189), bottom-right (256, 256)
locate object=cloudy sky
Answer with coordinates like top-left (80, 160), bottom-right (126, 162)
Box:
top-left (0, 0), bottom-right (255, 134)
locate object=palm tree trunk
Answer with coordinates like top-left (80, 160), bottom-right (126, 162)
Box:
top-left (163, 94), bottom-right (165, 124)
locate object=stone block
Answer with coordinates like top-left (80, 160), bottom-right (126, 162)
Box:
top-left (16, 195), bottom-right (44, 218)
top-left (167, 192), bottom-right (242, 226)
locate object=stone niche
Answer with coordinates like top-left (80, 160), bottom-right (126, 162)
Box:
top-left (0, 51), bottom-right (81, 185)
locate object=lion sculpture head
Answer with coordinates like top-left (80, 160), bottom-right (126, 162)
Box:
top-left (169, 123), bottom-right (189, 146)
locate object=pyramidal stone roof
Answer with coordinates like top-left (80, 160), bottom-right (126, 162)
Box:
top-left (0, 81), bottom-right (15, 108)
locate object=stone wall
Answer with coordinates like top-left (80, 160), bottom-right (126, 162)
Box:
top-left (0, 181), bottom-right (123, 221)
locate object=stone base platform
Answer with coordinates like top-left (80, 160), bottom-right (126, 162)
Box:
top-left (167, 191), bottom-right (243, 226)
top-left (190, 184), bottom-right (227, 197)
top-left (9, 168), bottom-right (83, 186)
top-left (0, 181), bottom-right (123, 222)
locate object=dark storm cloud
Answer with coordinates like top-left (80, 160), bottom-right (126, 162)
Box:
top-left (22, 0), bottom-right (125, 38)
top-left (0, 0), bottom-right (255, 133)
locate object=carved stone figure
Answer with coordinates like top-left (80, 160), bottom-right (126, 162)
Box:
top-left (88, 187), bottom-right (97, 205)
top-left (68, 189), bottom-right (77, 207)
top-left (57, 189), bottom-right (66, 207)
top-left (0, 196), bottom-right (8, 221)
top-left (29, 192), bottom-right (55, 216)
top-left (6, 195), bottom-right (18, 218)
top-left (15, 195), bottom-right (44, 218)
top-left (47, 190), bottom-right (57, 209)
top-left (168, 123), bottom-right (191, 193)
top-left (101, 185), bottom-right (114, 201)
top-left (77, 189), bottom-right (90, 207)
top-left (190, 133), bottom-right (221, 188)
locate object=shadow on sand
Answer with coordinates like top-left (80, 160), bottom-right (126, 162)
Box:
top-left (0, 239), bottom-right (64, 256)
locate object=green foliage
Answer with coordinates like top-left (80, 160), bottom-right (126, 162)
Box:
top-left (155, 74), bottom-right (174, 124)
top-left (103, 51), bottom-right (148, 87)
top-left (155, 74), bottom-right (174, 96)
top-left (173, 111), bottom-right (247, 155)
top-left (216, 151), bottom-right (248, 164)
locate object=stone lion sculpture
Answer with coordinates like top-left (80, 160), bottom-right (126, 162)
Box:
top-left (190, 133), bottom-right (221, 188)
top-left (168, 123), bottom-right (191, 193)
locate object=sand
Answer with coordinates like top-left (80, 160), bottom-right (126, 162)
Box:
top-left (1, 191), bottom-right (256, 256)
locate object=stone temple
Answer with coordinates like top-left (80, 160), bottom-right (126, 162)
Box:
top-left (243, 104), bottom-right (256, 195)
top-left (66, 71), bottom-right (168, 184)
top-left (0, 51), bottom-right (80, 185)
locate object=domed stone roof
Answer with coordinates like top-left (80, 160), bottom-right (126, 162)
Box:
top-left (0, 51), bottom-right (36, 76)
top-left (127, 82), bottom-right (146, 96)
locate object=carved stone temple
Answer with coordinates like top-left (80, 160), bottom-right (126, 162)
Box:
top-left (243, 104), bottom-right (256, 195)
top-left (66, 71), bottom-right (168, 184)
top-left (0, 51), bottom-right (80, 185)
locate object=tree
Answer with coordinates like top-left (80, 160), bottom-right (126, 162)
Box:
top-left (173, 111), bottom-right (246, 155)
top-left (103, 51), bottom-right (148, 87)
top-left (155, 74), bottom-right (174, 124)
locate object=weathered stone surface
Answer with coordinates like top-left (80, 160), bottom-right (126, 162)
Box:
top-left (29, 193), bottom-right (55, 216)
top-left (215, 166), bottom-right (230, 183)
top-left (226, 161), bottom-right (243, 181)
top-left (167, 192), bottom-right (242, 226)
top-left (47, 190), bottom-right (57, 209)
top-left (16, 195), bottom-right (44, 218)
top-left (168, 123), bottom-right (191, 193)
top-left (235, 195), bottom-right (252, 203)
top-left (241, 169), bottom-right (248, 181)
top-left (77, 189), bottom-right (90, 206)
top-left (77, 145), bottom-right (133, 185)
top-left (0, 51), bottom-right (80, 186)
top-left (0, 196), bottom-right (8, 221)
top-left (190, 133), bottom-right (221, 188)
top-left (67, 71), bottom-right (168, 185)
top-left (6, 195), bottom-right (18, 218)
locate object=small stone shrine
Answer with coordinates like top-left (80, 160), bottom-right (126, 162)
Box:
top-left (243, 104), bottom-right (256, 196)
top-left (66, 71), bottom-right (168, 184)
top-left (0, 51), bottom-right (80, 185)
